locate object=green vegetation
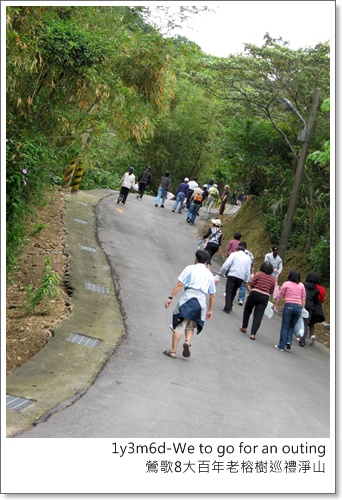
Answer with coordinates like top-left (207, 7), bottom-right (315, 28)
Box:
top-left (6, 7), bottom-right (330, 286)
top-left (25, 258), bottom-right (61, 315)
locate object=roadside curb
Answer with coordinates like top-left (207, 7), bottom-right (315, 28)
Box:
top-left (6, 189), bottom-right (125, 437)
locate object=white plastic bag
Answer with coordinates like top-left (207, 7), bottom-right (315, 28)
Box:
top-left (214, 274), bottom-right (220, 285)
top-left (264, 301), bottom-right (274, 319)
top-left (300, 308), bottom-right (309, 319)
top-left (133, 183), bottom-right (139, 192)
top-left (294, 316), bottom-right (305, 337)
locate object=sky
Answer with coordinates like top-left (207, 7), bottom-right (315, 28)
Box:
top-left (161, 1), bottom-right (335, 57)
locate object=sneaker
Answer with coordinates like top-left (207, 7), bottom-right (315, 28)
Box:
top-left (172, 209), bottom-right (175, 212)
top-left (286, 343), bottom-right (291, 350)
top-left (274, 345), bottom-right (284, 352)
top-left (238, 301), bottom-right (243, 306)
top-left (178, 211), bottom-right (182, 214)
top-left (137, 195), bottom-right (139, 199)
top-left (117, 198), bottom-right (122, 204)
top-left (250, 334), bottom-right (256, 340)
top-left (161, 205), bottom-right (165, 208)
top-left (155, 204), bottom-right (158, 207)
top-left (310, 335), bottom-right (316, 346)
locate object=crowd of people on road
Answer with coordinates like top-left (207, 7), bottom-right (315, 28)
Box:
top-left (114, 167), bottom-right (325, 360)
top-left (163, 231), bottom-right (326, 359)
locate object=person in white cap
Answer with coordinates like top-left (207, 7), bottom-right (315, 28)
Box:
top-left (202, 219), bottom-right (223, 266)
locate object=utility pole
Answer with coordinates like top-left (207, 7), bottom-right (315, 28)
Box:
top-left (278, 88), bottom-right (321, 259)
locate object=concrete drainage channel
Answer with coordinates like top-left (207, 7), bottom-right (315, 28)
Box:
top-left (6, 189), bottom-right (125, 437)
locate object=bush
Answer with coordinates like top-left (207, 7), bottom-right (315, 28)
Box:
top-left (80, 167), bottom-right (121, 190)
top-left (309, 237), bottom-right (330, 285)
top-left (6, 137), bottom-right (58, 276)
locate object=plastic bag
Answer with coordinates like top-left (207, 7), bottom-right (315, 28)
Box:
top-left (300, 308), bottom-right (309, 319)
top-left (273, 282), bottom-right (280, 299)
top-left (264, 301), bottom-right (274, 319)
top-left (214, 274), bottom-right (220, 285)
top-left (133, 183), bottom-right (139, 192)
top-left (167, 192), bottom-right (174, 200)
top-left (294, 316), bottom-right (305, 337)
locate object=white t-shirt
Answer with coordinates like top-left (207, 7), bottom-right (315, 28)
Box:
top-left (178, 263), bottom-right (216, 295)
top-left (188, 180), bottom-right (199, 190)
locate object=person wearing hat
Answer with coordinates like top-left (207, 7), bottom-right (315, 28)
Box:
top-left (202, 219), bottom-right (223, 266)
top-left (186, 184), bottom-right (204, 225)
top-left (218, 241), bottom-right (251, 313)
top-left (137, 166), bottom-right (152, 200)
top-left (206, 184), bottom-right (220, 214)
top-left (117, 167), bottom-right (135, 205)
top-left (172, 178), bottom-right (190, 213)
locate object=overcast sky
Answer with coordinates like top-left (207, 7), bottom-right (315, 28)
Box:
top-left (159, 1), bottom-right (335, 57)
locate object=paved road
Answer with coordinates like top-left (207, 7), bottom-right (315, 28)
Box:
top-left (17, 192), bottom-right (330, 438)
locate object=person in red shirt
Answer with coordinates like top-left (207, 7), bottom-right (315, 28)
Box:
top-left (225, 232), bottom-right (242, 256)
top-left (239, 261), bottom-right (275, 340)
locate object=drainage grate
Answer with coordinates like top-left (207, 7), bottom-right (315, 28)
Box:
top-left (85, 281), bottom-right (108, 294)
top-left (79, 244), bottom-right (97, 253)
top-left (67, 333), bottom-right (101, 348)
top-left (6, 394), bottom-right (35, 411)
top-left (72, 217), bottom-right (88, 224)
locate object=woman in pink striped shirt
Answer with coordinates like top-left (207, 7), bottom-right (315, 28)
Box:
top-left (274, 270), bottom-right (306, 351)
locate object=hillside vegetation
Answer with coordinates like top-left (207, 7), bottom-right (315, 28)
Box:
top-left (210, 198), bottom-right (330, 348)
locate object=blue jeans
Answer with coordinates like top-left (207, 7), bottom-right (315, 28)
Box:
top-left (173, 192), bottom-right (185, 212)
top-left (238, 284), bottom-right (247, 303)
top-left (155, 187), bottom-right (167, 206)
top-left (188, 202), bottom-right (200, 224)
top-left (278, 303), bottom-right (302, 349)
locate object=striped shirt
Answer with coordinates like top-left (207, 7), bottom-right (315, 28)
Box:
top-left (249, 272), bottom-right (275, 295)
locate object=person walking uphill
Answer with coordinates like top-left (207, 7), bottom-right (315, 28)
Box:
top-left (117, 167), bottom-right (135, 205)
top-left (226, 232), bottom-right (242, 256)
top-left (163, 250), bottom-right (216, 359)
top-left (137, 166), bottom-right (152, 200)
top-left (265, 244), bottom-right (283, 279)
top-left (202, 219), bottom-right (222, 265)
top-left (274, 270), bottom-right (306, 352)
top-left (218, 242), bottom-right (251, 313)
top-left (300, 272), bottom-right (325, 347)
top-left (218, 185), bottom-right (230, 215)
top-left (155, 171), bottom-right (171, 208)
top-left (172, 178), bottom-right (190, 213)
top-left (206, 184), bottom-right (219, 214)
top-left (240, 261), bottom-right (275, 340)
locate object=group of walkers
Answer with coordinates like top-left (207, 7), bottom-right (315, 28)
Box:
top-left (163, 228), bottom-right (325, 359)
top-left (115, 167), bottom-right (325, 360)
top-left (117, 165), bottom-right (153, 205)
top-left (117, 167), bottom-right (242, 221)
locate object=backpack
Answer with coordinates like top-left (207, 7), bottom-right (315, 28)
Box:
top-left (193, 193), bottom-right (203, 204)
